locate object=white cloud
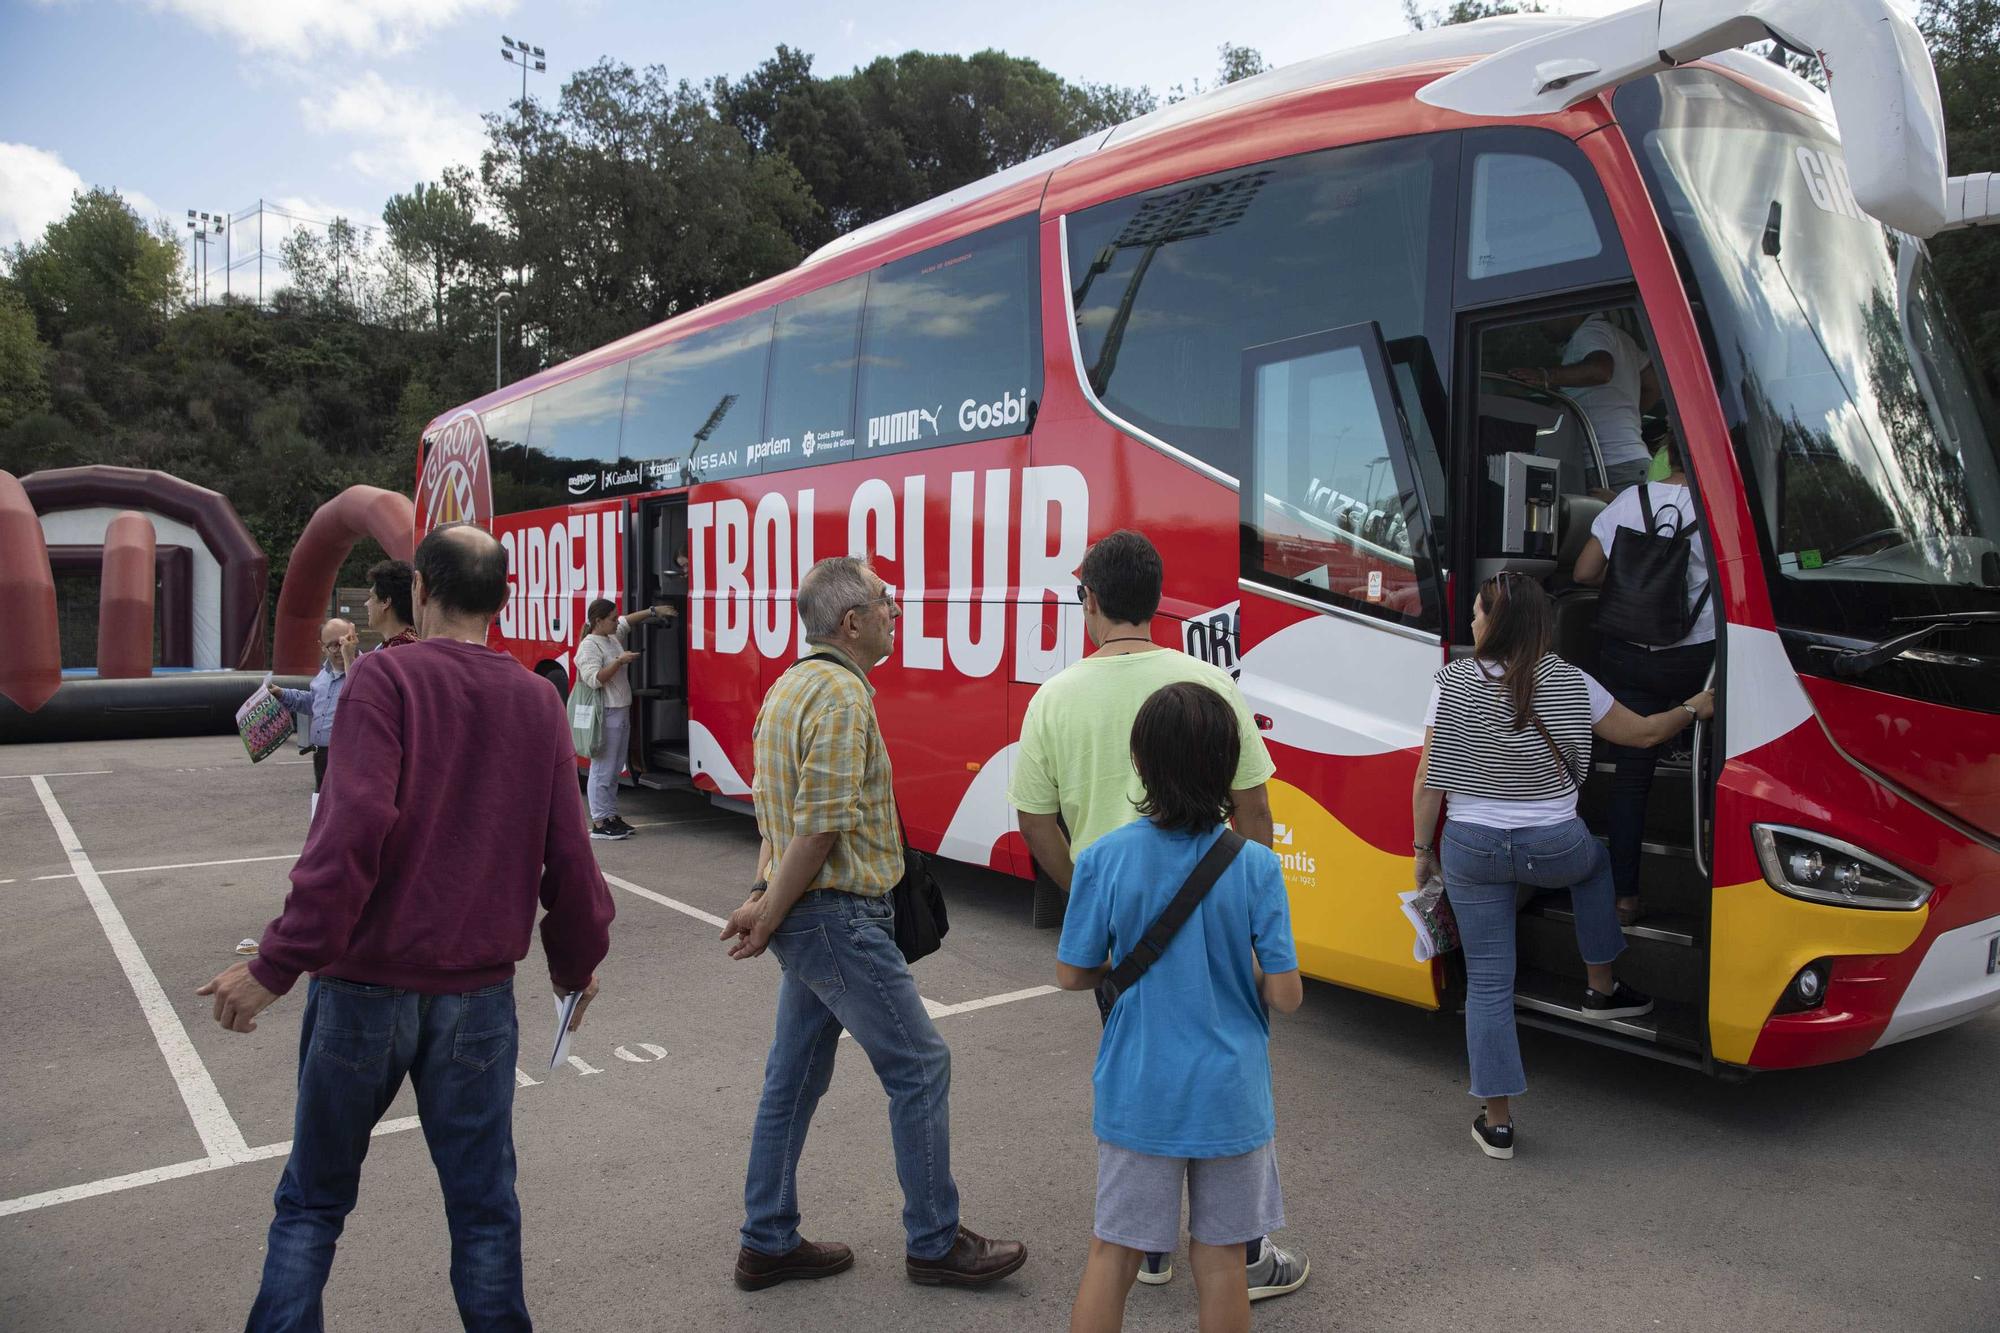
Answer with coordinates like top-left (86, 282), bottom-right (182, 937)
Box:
top-left (137, 0), bottom-right (517, 59)
top-left (0, 142), bottom-right (162, 248)
top-left (299, 72), bottom-right (489, 188)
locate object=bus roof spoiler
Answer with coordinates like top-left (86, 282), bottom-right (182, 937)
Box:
top-left (1940, 173), bottom-right (1997, 232)
top-left (1416, 0), bottom-right (1949, 236)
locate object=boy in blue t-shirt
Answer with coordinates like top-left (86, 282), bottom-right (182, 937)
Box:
top-left (1057, 681), bottom-right (1304, 1332)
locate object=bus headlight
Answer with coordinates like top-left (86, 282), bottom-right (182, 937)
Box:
top-left (1751, 825), bottom-right (1932, 911)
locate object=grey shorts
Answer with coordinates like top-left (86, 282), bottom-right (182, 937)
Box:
top-left (1094, 1139), bottom-right (1286, 1253)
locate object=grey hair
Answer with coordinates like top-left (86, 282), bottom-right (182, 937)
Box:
top-left (797, 556), bottom-right (875, 641)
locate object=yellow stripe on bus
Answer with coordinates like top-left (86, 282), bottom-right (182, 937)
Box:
top-left (1708, 876), bottom-right (1927, 1065)
top-left (1268, 780), bottom-right (1440, 1010)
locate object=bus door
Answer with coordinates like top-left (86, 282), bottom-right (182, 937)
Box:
top-left (630, 491), bottom-right (692, 788)
top-left (1235, 320), bottom-right (1449, 1009)
top-left (1456, 293), bottom-right (1715, 1062)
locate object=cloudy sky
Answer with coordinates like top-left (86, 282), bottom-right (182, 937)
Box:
top-left (0, 0), bottom-right (1629, 280)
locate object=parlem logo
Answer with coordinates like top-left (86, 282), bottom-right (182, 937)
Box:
top-left (417, 410), bottom-right (493, 536)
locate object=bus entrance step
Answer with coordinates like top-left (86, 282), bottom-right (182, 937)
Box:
top-left (1512, 966), bottom-right (1704, 1057)
top-left (1527, 896), bottom-right (1699, 947)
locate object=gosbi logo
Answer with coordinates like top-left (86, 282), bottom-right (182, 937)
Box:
top-left (418, 410), bottom-right (494, 535)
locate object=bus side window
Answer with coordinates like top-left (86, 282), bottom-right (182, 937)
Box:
top-left (1240, 323), bottom-right (1438, 630)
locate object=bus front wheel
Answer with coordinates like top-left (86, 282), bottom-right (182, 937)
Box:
top-left (537, 663), bottom-right (570, 702)
top-left (1032, 871), bottom-right (1066, 929)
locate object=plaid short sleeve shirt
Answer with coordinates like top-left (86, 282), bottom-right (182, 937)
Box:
top-left (751, 646), bottom-right (902, 898)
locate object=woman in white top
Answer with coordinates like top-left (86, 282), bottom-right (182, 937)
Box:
top-left (1574, 436), bottom-right (1718, 924)
top-left (574, 598), bottom-right (674, 840)
top-left (1412, 572), bottom-right (1711, 1159)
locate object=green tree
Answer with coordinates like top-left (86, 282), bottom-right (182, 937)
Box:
top-left (0, 285), bottom-right (50, 427)
top-left (383, 168), bottom-right (493, 334)
top-left (6, 189), bottom-right (186, 346)
top-left (482, 59), bottom-right (815, 360)
top-left (1218, 42), bottom-right (1270, 84)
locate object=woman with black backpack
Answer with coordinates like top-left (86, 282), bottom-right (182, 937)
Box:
top-left (1573, 438), bottom-right (1717, 925)
top-left (1412, 573), bottom-right (1712, 1159)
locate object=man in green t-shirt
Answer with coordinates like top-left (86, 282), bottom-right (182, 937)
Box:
top-left (1008, 528), bottom-right (1308, 1301)
top-left (1009, 529), bottom-right (1275, 888)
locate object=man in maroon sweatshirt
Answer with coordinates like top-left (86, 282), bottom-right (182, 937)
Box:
top-left (198, 522), bottom-right (614, 1332)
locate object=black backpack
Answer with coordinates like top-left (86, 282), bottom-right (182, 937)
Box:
top-left (1595, 484), bottom-right (1710, 646)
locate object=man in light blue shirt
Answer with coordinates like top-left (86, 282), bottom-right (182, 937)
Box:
top-left (270, 618), bottom-right (356, 792)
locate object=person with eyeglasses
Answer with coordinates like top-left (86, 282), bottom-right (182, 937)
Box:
top-left (268, 618), bottom-right (358, 793)
top-left (721, 556), bottom-right (1027, 1293)
top-left (1412, 572), bottom-right (1711, 1158)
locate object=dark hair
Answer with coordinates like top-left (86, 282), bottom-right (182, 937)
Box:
top-left (367, 559), bottom-right (414, 625)
top-left (1131, 682), bottom-right (1239, 834)
top-left (582, 597), bottom-right (617, 644)
top-left (1475, 571), bottom-right (1554, 731)
top-left (1078, 529), bottom-right (1163, 625)
top-left (413, 523), bottom-right (508, 619)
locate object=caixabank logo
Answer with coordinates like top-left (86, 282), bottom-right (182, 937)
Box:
top-left (417, 410), bottom-right (494, 537)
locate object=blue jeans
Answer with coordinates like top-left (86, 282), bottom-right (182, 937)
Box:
top-left (741, 890), bottom-right (959, 1261)
top-left (247, 977), bottom-right (528, 1333)
top-left (1598, 638), bottom-right (1715, 901)
top-left (1442, 819), bottom-right (1626, 1099)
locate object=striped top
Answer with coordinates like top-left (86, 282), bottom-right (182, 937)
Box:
top-left (1423, 655), bottom-right (1603, 802)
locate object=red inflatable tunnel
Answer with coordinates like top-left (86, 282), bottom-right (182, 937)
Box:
top-left (97, 511), bottom-right (158, 679)
top-left (0, 470), bottom-right (61, 712)
top-left (274, 486), bottom-right (416, 674)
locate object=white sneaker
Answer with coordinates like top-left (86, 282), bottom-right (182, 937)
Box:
top-left (1135, 1250), bottom-right (1172, 1285)
top-left (1246, 1236), bottom-right (1309, 1301)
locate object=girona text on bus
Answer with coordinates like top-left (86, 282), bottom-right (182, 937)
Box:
top-left (413, 5), bottom-right (2000, 1077)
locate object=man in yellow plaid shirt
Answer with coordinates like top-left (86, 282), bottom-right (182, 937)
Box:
top-left (721, 555), bottom-right (1027, 1294)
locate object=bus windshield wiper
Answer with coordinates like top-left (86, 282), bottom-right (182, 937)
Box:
top-left (1831, 610), bottom-right (2000, 677)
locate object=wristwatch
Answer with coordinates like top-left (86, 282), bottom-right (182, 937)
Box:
top-left (749, 878), bottom-right (768, 897)
top-left (1680, 702), bottom-right (1699, 719)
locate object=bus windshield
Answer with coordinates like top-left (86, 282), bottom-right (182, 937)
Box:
top-left (1618, 70), bottom-right (2000, 706)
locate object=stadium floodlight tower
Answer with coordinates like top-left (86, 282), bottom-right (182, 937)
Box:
top-left (501, 35), bottom-right (548, 110)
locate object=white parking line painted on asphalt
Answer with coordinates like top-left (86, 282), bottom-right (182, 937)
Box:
top-left (31, 852), bottom-right (302, 883)
top-left (29, 776), bottom-right (251, 1163)
top-left (601, 872), bottom-right (730, 929)
top-left (0, 770), bottom-right (113, 780)
top-left (0, 1115), bottom-right (427, 1219)
top-left (602, 871), bottom-right (1065, 1026)
top-left (619, 814), bottom-right (739, 830)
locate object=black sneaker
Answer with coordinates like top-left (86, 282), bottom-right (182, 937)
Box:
top-left (589, 820), bottom-right (630, 841)
top-left (1581, 981), bottom-right (1654, 1021)
top-left (1472, 1113), bottom-right (1515, 1160)
top-left (607, 815), bottom-right (636, 835)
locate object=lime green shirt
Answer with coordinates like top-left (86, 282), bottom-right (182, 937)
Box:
top-left (1007, 649), bottom-right (1276, 856)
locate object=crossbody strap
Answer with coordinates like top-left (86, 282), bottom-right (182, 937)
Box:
top-left (1103, 830), bottom-right (1246, 997)
top-left (1524, 708), bottom-right (1580, 791)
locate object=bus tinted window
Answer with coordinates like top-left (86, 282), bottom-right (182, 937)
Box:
top-left (1066, 136), bottom-right (1455, 484)
top-left (764, 275), bottom-right (866, 471)
top-left (621, 311), bottom-right (772, 485)
top-left (525, 363), bottom-right (628, 464)
top-left (856, 216), bottom-right (1040, 461)
top-left (1466, 153), bottom-right (1603, 281)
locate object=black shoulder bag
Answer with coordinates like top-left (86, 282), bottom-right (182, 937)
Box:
top-left (1595, 483), bottom-right (1711, 646)
top-left (789, 653), bottom-right (949, 965)
top-left (1094, 830), bottom-right (1246, 1023)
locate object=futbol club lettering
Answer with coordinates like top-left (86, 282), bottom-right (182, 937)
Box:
top-left (686, 465), bottom-right (1089, 683)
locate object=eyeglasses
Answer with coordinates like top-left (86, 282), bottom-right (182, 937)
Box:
top-left (846, 593), bottom-right (896, 616)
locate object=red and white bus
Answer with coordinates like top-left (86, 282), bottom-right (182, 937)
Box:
top-left (414, 5), bottom-right (2000, 1074)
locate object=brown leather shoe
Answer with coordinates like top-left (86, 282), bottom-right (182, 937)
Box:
top-left (733, 1239), bottom-right (855, 1291)
top-left (905, 1225), bottom-right (1027, 1287)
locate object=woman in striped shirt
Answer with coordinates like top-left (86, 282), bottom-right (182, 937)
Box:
top-left (1412, 572), bottom-right (1711, 1159)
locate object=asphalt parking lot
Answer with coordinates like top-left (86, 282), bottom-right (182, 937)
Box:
top-left (1, 734), bottom-right (1995, 1332)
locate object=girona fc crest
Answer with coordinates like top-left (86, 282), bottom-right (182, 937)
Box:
top-left (416, 410), bottom-right (494, 538)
